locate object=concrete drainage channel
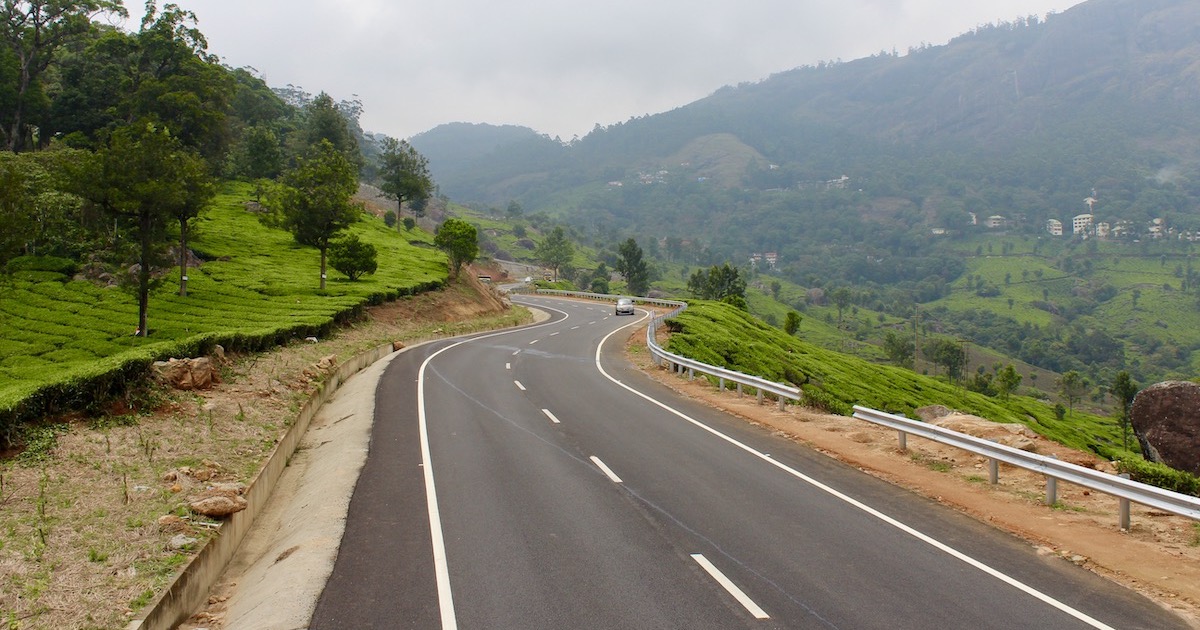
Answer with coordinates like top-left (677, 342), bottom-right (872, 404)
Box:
top-left (125, 341), bottom-right (399, 630)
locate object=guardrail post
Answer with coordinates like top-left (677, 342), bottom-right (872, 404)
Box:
top-left (718, 377), bottom-right (725, 391)
top-left (1045, 476), bottom-right (1057, 506)
top-left (777, 396), bottom-right (785, 411)
top-left (989, 458), bottom-right (999, 484)
top-left (898, 431), bottom-right (907, 451)
top-left (737, 383), bottom-right (744, 398)
top-left (688, 368), bottom-right (695, 381)
top-left (756, 389), bottom-right (764, 405)
top-left (1119, 473), bottom-right (1131, 530)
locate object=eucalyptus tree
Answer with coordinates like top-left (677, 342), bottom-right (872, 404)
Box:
top-left (0, 0), bottom-right (126, 151)
top-left (377, 135), bottom-right (432, 219)
top-left (278, 139), bottom-right (360, 290)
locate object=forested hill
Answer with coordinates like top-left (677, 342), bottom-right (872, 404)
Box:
top-left (414, 0), bottom-right (1200, 212)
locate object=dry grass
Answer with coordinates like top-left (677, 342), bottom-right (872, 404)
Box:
top-left (0, 272), bottom-right (523, 630)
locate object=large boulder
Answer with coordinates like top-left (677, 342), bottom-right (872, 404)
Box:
top-left (1130, 381), bottom-right (1200, 475)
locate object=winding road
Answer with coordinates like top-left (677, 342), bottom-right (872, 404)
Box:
top-left (308, 294), bottom-right (1186, 629)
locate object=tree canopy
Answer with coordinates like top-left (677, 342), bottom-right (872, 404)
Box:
top-left (433, 217), bottom-right (478, 277)
top-left (278, 139), bottom-right (360, 290)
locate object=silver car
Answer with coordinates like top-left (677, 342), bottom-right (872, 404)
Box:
top-left (615, 298), bottom-right (635, 315)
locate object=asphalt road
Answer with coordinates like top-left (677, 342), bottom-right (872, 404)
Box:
top-left (310, 295), bottom-right (1188, 629)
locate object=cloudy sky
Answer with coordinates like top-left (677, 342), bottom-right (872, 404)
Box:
top-left (122, 0), bottom-right (1082, 141)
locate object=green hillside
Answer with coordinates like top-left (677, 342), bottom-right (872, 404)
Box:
top-left (0, 182), bottom-right (448, 433)
top-left (665, 300), bottom-right (1126, 458)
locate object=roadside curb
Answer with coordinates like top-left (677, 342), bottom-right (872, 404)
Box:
top-left (125, 340), bottom-right (399, 630)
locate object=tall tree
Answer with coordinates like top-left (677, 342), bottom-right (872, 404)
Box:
top-left (299, 91), bottom-right (359, 168)
top-left (278, 139), bottom-right (359, 290)
top-left (433, 217), bottom-right (477, 278)
top-left (535, 225), bottom-right (573, 281)
top-left (615, 237), bottom-right (649, 296)
top-left (85, 121), bottom-right (212, 335)
top-left (883, 330), bottom-right (915, 368)
top-left (924, 338), bottom-right (966, 382)
top-left (377, 136), bottom-right (432, 219)
top-left (1057, 370), bottom-right (1088, 417)
top-left (1109, 371), bottom-right (1139, 451)
top-left (0, 0), bottom-right (125, 150)
top-left (995, 364), bottom-right (1022, 400)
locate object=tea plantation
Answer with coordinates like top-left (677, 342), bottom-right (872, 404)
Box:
top-left (0, 183), bottom-right (448, 435)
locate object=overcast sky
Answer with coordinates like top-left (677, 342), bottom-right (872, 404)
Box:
top-left (122, 1), bottom-right (1082, 141)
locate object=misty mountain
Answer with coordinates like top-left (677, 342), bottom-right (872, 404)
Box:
top-left (414, 0), bottom-right (1200, 220)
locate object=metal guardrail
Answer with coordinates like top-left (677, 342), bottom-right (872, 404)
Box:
top-left (522, 288), bottom-right (1200, 528)
top-left (853, 406), bottom-right (1200, 528)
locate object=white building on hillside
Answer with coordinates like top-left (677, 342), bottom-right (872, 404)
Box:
top-left (1046, 219), bottom-right (1063, 236)
top-left (1073, 213), bottom-right (1094, 236)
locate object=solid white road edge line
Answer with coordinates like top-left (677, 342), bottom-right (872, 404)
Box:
top-left (542, 409), bottom-right (562, 424)
top-left (416, 303), bottom-right (570, 630)
top-left (590, 456), bottom-right (623, 483)
top-left (691, 554), bottom-right (770, 620)
top-left (592, 319), bottom-right (1117, 630)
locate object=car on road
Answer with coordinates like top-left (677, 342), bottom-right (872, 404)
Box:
top-left (615, 298), bottom-right (635, 316)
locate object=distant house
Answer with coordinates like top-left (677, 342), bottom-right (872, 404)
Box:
top-left (1149, 217), bottom-right (1165, 238)
top-left (1073, 213), bottom-right (1094, 236)
top-left (1046, 219), bottom-right (1063, 236)
top-left (931, 227), bottom-right (947, 236)
top-left (986, 215), bottom-right (1006, 229)
top-left (1096, 222), bottom-right (1111, 239)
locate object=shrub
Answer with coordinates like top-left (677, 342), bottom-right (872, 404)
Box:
top-left (1116, 458), bottom-right (1200, 497)
top-left (383, 210), bottom-right (397, 228)
top-left (328, 235), bottom-right (378, 281)
top-left (800, 384), bottom-right (851, 416)
top-left (5, 255), bottom-right (77, 276)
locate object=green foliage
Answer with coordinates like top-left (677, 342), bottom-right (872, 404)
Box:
top-left (784, 311), bottom-right (801, 336)
top-left (383, 210), bottom-right (397, 228)
top-left (0, 182), bottom-right (448, 446)
top-left (433, 217), bottom-right (478, 277)
top-left (376, 136), bottom-right (433, 216)
top-left (1116, 458), bottom-right (1200, 498)
top-left (664, 300), bottom-right (1125, 457)
top-left (278, 140), bottom-right (360, 289)
top-left (328, 234), bottom-right (377, 281)
top-left (535, 226), bottom-right (573, 280)
top-left (402, 216), bottom-right (416, 231)
top-left (5, 255), bottom-right (77, 276)
top-left (687, 263), bottom-right (746, 302)
top-left (616, 238), bottom-right (650, 296)
top-left (882, 330), bottom-right (914, 368)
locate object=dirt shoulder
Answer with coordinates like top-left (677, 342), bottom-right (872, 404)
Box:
top-left (624, 322), bottom-right (1200, 627)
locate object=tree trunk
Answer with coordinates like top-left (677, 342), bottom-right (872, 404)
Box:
top-left (138, 212), bottom-right (153, 336)
top-left (178, 218), bottom-right (189, 297)
top-left (319, 246), bottom-right (327, 290)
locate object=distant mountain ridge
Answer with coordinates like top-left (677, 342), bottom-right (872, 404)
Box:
top-left (413, 0), bottom-right (1200, 210)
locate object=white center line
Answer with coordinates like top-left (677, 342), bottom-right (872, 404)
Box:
top-left (505, 363), bottom-right (511, 370)
top-left (691, 554), bottom-right (770, 619)
top-left (512, 350), bottom-right (520, 356)
top-left (529, 339), bottom-right (539, 345)
top-left (541, 409), bottom-right (561, 424)
top-left (550, 331), bottom-right (560, 336)
top-left (570, 326), bottom-right (580, 330)
top-left (514, 380), bottom-right (526, 391)
top-left (590, 456), bottom-right (623, 483)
